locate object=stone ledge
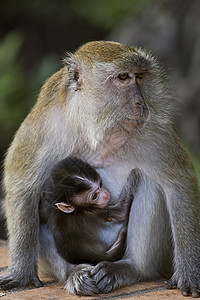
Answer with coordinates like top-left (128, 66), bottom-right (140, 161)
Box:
top-left (0, 240), bottom-right (186, 299)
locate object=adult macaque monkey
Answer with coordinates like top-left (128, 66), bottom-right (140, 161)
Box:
top-left (1, 41), bottom-right (200, 297)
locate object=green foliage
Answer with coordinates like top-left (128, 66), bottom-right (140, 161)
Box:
top-left (0, 31), bottom-right (24, 127)
top-left (71, 0), bottom-right (149, 30)
top-left (0, 30), bottom-right (59, 130)
top-left (1, 0), bottom-right (150, 30)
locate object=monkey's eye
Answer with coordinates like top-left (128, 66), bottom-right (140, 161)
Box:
top-left (92, 192), bottom-right (99, 201)
top-left (136, 73), bottom-right (143, 80)
top-left (99, 180), bottom-right (103, 188)
top-left (118, 73), bottom-right (129, 81)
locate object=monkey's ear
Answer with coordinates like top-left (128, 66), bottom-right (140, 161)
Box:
top-left (55, 202), bottom-right (75, 213)
top-left (64, 55), bottom-right (82, 91)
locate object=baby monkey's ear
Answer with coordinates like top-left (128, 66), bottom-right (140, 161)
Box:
top-left (55, 202), bottom-right (75, 213)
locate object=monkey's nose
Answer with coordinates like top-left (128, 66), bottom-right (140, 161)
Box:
top-left (103, 191), bottom-right (110, 200)
top-left (135, 96), bottom-right (144, 106)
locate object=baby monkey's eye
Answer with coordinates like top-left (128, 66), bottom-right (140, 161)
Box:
top-left (99, 180), bottom-right (103, 188)
top-left (136, 73), bottom-right (143, 80)
top-left (118, 73), bottom-right (129, 80)
top-left (92, 192), bottom-right (98, 201)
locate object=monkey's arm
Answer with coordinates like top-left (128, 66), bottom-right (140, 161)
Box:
top-left (105, 226), bottom-right (126, 256)
top-left (107, 169), bottom-right (140, 221)
top-left (0, 69), bottom-right (69, 290)
top-left (159, 134), bottom-right (200, 297)
top-left (0, 192), bottom-right (43, 289)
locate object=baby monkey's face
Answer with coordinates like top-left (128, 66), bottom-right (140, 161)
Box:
top-left (73, 178), bottom-right (111, 209)
top-left (88, 179), bottom-right (111, 208)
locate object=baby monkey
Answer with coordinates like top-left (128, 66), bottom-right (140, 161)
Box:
top-left (41, 157), bottom-right (138, 264)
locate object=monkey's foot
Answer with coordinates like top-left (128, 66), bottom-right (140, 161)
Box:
top-left (166, 274), bottom-right (200, 298)
top-left (0, 270), bottom-right (43, 290)
top-left (65, 264), bottom-right (99, 295)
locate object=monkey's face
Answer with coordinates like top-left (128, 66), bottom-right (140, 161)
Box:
top-left (66, 41), bottom-right (169, 152)
top-left (68, 175), bottom-right (110, 209)
top-left (99, 69), bottom-right (149, 132)
top-left (78, 59), bottom-right (150, 150)
top-left (89, 180), bottom-right (110, 208)
top-left (74, 179), bottom-right (110, 209)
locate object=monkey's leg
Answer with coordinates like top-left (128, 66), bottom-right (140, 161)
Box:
top-left (163, 182), bottom-right (200, 298)
top-left (65, 176), bottom-right (173, 295)
top-left (38, 224), bottom-right (74, 282)
top-left (0, 194), bottom-right (42, 290)
top-left (144, 134), bottom-right (200, 298)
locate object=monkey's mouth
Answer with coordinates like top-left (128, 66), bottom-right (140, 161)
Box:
top-left (123, 110), bottom-right (149, 130)
top-left (122, 118), bottom-right (145, 130)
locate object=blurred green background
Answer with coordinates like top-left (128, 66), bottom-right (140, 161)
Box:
top-left (0, 0), bottom-right (200, 238)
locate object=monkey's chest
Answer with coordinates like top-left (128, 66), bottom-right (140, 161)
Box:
top-left (97, 160), bottom-right (134, 201)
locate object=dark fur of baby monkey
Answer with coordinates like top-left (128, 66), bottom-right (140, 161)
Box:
top-left (1, 40), bottom-right (200, 298)
top-left (40, 157), bottom-right (137, 265)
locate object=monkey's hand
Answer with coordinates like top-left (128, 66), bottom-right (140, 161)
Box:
top-left (91, 260), bottom-right (138, 294)
top-left (166, 272), bottom-right (200, 298)
top-left (0, 269), bottom-right (43, 290)
top-left (65, 264), bottom-right (99, 295)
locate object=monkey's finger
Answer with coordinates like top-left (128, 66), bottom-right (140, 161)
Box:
top-left (91, 262), bottom-right (106, 282)
top-left (65, 264), bottom-right (99, 296)
top-left (181, 287), bottom-right (200, 298)
top-left (93, 273), bottom-right (116, 294)
top-left (0, 280), bottom-right (12, 288)
top-left (0, 280), bottom-right (20, 290)
top-left (65, 276), bottom-right (99, 296)
top-left (32, 276), bottom-right (43, 288)
top-left (165, 279), bottom-right (177, 289)
top-left (191, 289), bottom-right (200, 298)
top-left (91, 262), bottom-right (116, 293)
top-left (176, 281), bottom-right (200, 298)
top-left (181, 287), bottom-right (190, 297)
top-left (0, 276), bottom-right (43, 290)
